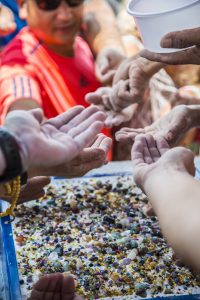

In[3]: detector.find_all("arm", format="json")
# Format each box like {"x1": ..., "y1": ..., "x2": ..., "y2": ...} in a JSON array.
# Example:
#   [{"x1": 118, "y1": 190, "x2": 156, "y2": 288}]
[
  {"x1": 132, "y1": 134, "x2": 200, "y2": 271},
  {"x1": 83, "y1": 0, "x2": 126, "y2": 85},
  {"x1": 145, "y1": 166, "x2": 200, "y2": 271},
  {"x1": 0, "y1": 74, "x2": 42, "y2": 122},
  {"x1": 8, "y1": 98, "x2": 40, "y2": 112},
  {"x1": 83, "y1": 0, "x2": 125, "y2": 54}
]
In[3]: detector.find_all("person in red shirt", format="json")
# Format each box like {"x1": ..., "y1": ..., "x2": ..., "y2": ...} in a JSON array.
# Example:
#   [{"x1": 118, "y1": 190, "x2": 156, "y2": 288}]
[
  {"x1": 0, "y1": 0, "x2": 100, "y2": 120},
  {"x1": 0, "y1": 0, "x2": 128, "y2": 160}
]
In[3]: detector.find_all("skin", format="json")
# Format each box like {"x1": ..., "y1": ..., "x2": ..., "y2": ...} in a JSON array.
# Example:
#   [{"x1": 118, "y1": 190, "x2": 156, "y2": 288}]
[
  {"x1": 132, "y1": 133, "x2": 200, "y2": 272},
  {"x1": 0, "y1": 106, "x2": 107, "y2": 176},
  {"x1": 116, "y1": 104, "x2": 200, "y2": 146},
  {"x1": 28, "y1": 273, "x2": 82, "y2": 300},
  {"x1": 0, "y1": 4, "x2": 16, "y2": 36},
  {"x1": 86, "y1": 86, "x2": 135, "y2": 127},
  {"x1": 86, "y1": 56, "x2": 164, "y2": 112},
  {"x1": 0, "y1": 176, "x2": 50, "y2": 204},
  {"x1": 141, "y1": 27, "x2": 200, "y2": 65},
  {"x1": 82, "y1": 0, "x2": 126, "y2": 85},
  {"x1": 20, "y1": 0, "x2": 84, "y2": 57},
  {"x1": 0, "y1": 106, "x2": 111, "y2": 204}
]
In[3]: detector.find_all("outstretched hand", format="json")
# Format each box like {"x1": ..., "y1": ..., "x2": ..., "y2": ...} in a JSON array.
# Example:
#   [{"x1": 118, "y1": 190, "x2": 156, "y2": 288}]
[
  {"x1": 0, "y1": 4, "x2": 16, "y2": 36},
  {"x1": 0, "y1": 177, "x2": 50, "y2": 204},
  {"x1": 30, "y1": 133, "x2": 112, "y2": 178},
  {"x1": 141, "y1": 27, "x2": 200, "y2": 65},
  {"x1": 86, "y1": 87, "x2": 135, "y2": 127},
  {"x1": 4, "y1": 106, "x2": 106, "y2": 172},
  {"x1": 132, "y1": 134, "x2": 195, "y2": 191},
  {"x1": 95, "y1": 48, "x2": 125, "y2": 85},
  {"x1": 116, "y1": 105, "x2": 193, "y2": 146}
]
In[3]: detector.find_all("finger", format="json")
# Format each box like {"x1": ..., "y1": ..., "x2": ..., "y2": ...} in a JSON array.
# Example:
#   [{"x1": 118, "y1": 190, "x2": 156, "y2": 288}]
[
  {"x1": 117, "y1": 80, "x2": 136, "y2": 104},
  {"x1": 109, "y1": 81, "x2": 128, "y2": 112},
  {"x1": 141, "y1": 48, "x2": 196, "y2": 65},
  {"x1": 115, "y1": 132, "x2": 135, "y2": 143},
  {"x1": 21, "y1": 176, "x2": 50, "y2": 189},
  {"x1": 61, "y1": 107, "x2": 104, "y2": 132},
  {"x1": 91, "y1": 134, "x2": 107, "y2": 148},
  {"x1": 86, "y1": 87, "x2": 113, "y2": 105},
  {"x1": 30, "y1": 108, "x2": 44, "y2": 124},
  {"x1": 105, "y1": 114, "x2": 115, "y2": 128},
  {"x1": 145, "y1": 134, "x2": 161, "y2": 162},
  {"x1": 155, "y1": 136, "x2": 170, "y2": 156},
  {"x1": 161, "y1": 28, "x2": 200, "y2": 49},
  {"x1": 98, "y1": 70, "x2": 116, "y2": 85},
  {"x1": 85, "y1": 93, "x2": 103, "y2": 105},
  {"x1": 18, "y1": 190, "x2": 45, "y2": 204},
  {"x1": 110, "y1": 115, "x2": 124, "y2": 127},
  {"x1": 74, "y1": 121, "x2": 104, "y2": 150},
  {"x1": 97, "y1": 55, "x2": 110, "y2": 74},
  {"x1": 67, "y1": 111, "x2": 105, "y2": 137},
  {"x1": 97, "y1": 136, "x2": 112, "y2": 155},
  {"x1": 44, "y1": 106, "x2": 84, "y2": 129},
  {"x1": 131, "y1": 135, "x2": 146, "y2": 166},
  {"x1": 74, "y1": 148, "x2": 105, "y2": 165},
  {"x1": 102, "y1": 95, "x2": 115, "y2": 111},
  {"x1": 135, "y1": 134, "x2": 154, "y2": 164}
]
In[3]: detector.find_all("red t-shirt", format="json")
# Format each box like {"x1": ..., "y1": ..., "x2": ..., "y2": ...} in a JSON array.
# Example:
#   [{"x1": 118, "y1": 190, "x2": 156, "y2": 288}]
[{"x1": 0, "y1": 27, "x2": 101, "y2": 121}]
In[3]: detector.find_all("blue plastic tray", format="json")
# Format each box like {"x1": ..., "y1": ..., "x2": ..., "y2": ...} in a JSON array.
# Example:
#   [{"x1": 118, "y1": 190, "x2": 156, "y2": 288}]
[{"x1": 1, "y1": 160, "x2": 200, "y2": 300}]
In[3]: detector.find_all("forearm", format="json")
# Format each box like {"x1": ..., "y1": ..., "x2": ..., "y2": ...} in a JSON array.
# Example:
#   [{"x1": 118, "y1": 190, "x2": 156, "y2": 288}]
[
  {"x1": 8, "y1": 98, "x2": 41, "y2": 112},
  {"x1": 83, "y1": 0, "x2": 125, "y2": 54},
  {"x1": 144, "y1": 168, "x2": 200, "y2": 271}
]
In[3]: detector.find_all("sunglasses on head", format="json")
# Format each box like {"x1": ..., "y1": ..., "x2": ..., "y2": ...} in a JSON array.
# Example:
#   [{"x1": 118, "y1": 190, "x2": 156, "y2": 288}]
[{"x1": 34, "y1": 0, "x2": 84, "y2": 11}]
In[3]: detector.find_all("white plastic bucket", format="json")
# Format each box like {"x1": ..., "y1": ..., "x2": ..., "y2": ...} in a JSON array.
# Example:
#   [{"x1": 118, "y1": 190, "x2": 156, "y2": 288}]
[{"x1": 127, "y1": 0, "x2": 200, "y2": 53}]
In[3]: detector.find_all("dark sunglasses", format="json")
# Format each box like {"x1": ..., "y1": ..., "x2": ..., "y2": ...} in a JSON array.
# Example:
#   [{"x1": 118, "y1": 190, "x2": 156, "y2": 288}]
[{"x1": 34, "y1": 0, "x2": 84, "y2": 11}]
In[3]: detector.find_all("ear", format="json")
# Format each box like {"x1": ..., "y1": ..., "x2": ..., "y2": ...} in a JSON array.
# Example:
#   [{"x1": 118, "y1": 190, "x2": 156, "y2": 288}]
[{"x1": 19, "y1": 1, "x2": 28, "y2": 20}]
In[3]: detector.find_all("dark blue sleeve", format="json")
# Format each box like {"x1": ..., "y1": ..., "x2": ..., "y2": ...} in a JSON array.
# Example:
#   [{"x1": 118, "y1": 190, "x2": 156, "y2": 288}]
[{"x1": 0, "y1": 0, "x2": 27, "y2": 46}]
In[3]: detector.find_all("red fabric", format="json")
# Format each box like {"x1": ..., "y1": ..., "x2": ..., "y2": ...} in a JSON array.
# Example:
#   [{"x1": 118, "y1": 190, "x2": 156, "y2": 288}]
[
  {"x1": 0, "y1": 27, "x2": 112, "y2": 159},
  {"x1": 0, "y1": 27, "x2": 101, "y2": 120}
]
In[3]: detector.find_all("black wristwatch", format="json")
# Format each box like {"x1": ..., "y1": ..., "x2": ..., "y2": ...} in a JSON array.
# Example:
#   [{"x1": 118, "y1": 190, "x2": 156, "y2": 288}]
[{"x1": 0, "y1": 128, "x2": 24, "y2": 183}]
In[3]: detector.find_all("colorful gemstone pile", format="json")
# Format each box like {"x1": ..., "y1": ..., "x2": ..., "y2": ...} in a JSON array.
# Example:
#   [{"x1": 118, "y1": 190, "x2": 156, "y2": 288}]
[{"x1": 13, "y1": 177, "x2": 200, "y2": 299}]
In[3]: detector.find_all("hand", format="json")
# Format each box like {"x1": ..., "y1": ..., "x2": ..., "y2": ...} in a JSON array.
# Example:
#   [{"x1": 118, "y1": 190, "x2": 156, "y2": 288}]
[
  {"x1": 132, "y1": 134, "x2": 195, "y2": 191},
  {"x1": 116, "y1": 105, "x2": 193, "y2": 146},
  {"x1": 111, "y1": 57, "x2": 153, "y2": 110},
  {"x1": 94, "y1": 56, "x2": 163, "y2": 112},
  {"x1": 0, "y1": 5, "x2": 16, "y2": 36},
  {"x1": 29, "y1": 134, "x2": 112, "y2": 178},
  {"x1": 0, "y1": 177, "x2": 50, "y2": 204},
  {"x1": 141, "y1": 27, "x2": 200, "y2": 65},
  {"x1": 4, "y1": 106, "x2": 105, "y2": 172},
  {"x1": 86, "y1": 87, "x2": 135, "y2": 127},
  {"x1": 28, "y1": 273, "x2": 83, "y2": 300},
  {"x1": 95, "y1": 48, "x2": 125, "y2": 85}
]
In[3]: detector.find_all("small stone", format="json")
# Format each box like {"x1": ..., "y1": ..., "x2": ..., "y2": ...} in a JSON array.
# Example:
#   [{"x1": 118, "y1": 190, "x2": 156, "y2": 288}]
[
  {"x1": 70, "y1": 199, "x2": 78, "y2": 209},
  {"x1": 76, "y1": 259, "x2": 83, "y2": 269},
  {"x1": 127, "y1": 249, "x2": 138, "y2": 260},
  {"x1": 111, "y1": 272, "x2": 120, "y2": 282}
]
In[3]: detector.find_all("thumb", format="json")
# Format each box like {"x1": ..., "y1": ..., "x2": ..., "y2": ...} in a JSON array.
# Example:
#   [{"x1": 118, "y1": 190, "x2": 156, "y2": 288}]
[
  {"x1": 98, "y1": 55, "x2": 110, "y2": 74},
  {"x1": 161, "y1": 28, "x2": 200, "y2": 49},
  {"x1": 30, "y1": 108, "x2": 44, "y2": 124},
  {"x1": 85, "y1": 92, "x2": 103, "y2": 105}
]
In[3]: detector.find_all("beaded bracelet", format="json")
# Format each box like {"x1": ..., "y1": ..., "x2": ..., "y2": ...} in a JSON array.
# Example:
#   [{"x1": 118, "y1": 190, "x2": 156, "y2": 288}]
[{"x1": 0, "y1": 176, "x2": 21, "y2": 218}]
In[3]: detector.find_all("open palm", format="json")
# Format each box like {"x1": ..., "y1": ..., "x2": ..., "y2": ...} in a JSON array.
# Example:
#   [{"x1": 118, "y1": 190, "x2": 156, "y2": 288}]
[
  {"x1": 116, "y1": 105, "x2": 192, "y2": 146},
  {"x1": 4, "y1": 106, "x2": 105, "y2": 171}
]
